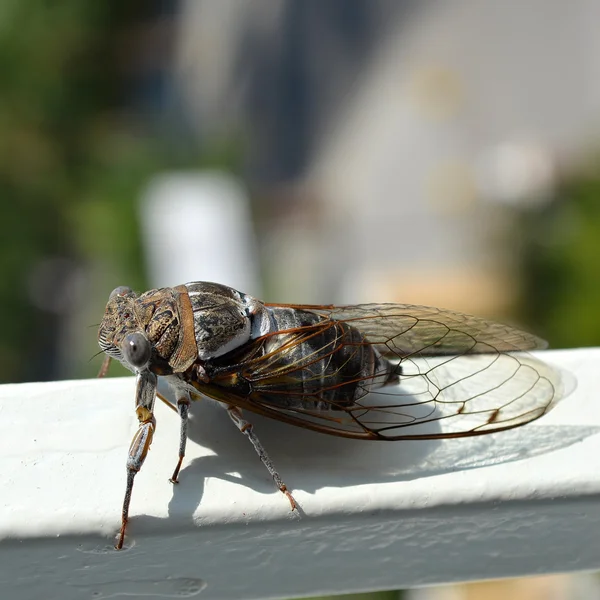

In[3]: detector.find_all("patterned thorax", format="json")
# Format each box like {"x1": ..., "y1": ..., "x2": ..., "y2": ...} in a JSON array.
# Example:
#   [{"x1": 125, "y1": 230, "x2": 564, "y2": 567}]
[{"x1": 185, "y1": 282, "x2": 272, "y2": 360}]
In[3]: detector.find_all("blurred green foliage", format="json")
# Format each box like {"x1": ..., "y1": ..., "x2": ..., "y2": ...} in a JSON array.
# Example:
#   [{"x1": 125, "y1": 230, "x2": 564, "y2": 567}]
[
  {"x1": 0, "y1": 2, "x2": 145, "y2": 381},
  {"x1": 519, "y1": 161, "x2": 600, "y2": 348},
  {"x1": 0, "y1": 1, "x2": 240, "y2": 382}
]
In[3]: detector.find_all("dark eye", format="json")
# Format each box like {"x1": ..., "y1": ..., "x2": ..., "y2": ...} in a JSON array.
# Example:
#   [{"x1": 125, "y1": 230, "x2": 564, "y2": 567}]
[
  {"x1": 121, "y1": 332, "x2": 151, "y2": 369},
  {"x1": 109, "y1": 286, "x2": 133, "y2": 300}
]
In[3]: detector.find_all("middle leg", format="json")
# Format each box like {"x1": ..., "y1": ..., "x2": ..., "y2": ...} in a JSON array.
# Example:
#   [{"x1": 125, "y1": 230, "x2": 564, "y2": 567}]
[{"x1": 169, "y1": 393, "x2": 191, "y2": 484}]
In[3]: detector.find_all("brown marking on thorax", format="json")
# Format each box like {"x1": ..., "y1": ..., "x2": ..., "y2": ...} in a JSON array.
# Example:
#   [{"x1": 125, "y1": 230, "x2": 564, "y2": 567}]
[
  {"x1": 171, "y1": 285, "x2": 199, "y2": 372},
  {"x1": 134, "y1": 287, "x2": 198, "y2": 373}
]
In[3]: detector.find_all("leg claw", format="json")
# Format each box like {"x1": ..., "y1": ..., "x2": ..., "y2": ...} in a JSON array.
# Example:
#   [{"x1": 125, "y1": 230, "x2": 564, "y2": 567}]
[{"x1": 282, "y1": 487, "x2": 298, "y2": 511}]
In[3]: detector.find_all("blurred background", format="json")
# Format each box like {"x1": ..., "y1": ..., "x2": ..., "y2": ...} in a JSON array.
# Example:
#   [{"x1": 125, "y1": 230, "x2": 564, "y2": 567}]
[{"x1": 1, "y1": 0, "x2": 600, "y2": 598}]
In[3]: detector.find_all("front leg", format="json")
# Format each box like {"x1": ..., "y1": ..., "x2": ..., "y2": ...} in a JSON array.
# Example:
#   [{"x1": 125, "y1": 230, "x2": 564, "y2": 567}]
[
  {"x1": 97, "y1": 355, "x2": 112, "y2": 378},
  {"x1": 116, "y1": 370, "x2": 157, "y2": 550}
]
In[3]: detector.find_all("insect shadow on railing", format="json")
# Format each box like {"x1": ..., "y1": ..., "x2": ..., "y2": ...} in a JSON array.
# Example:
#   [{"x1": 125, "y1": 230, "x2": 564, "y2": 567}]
[{"x1": 165, "y1": 381, "x2": 594, "y2": 527}]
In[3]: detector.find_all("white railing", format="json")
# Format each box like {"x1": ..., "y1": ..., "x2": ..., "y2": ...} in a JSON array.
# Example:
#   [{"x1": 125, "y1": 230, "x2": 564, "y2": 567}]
[{"x1": 1, "y1": 347, "x2": 599, "y2": 599}]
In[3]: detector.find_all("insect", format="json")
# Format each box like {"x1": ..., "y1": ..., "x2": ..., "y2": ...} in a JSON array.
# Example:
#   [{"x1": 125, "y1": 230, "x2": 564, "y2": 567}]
[{"x1": 98, "y1": 281, "x2": 565, "y2": 549}]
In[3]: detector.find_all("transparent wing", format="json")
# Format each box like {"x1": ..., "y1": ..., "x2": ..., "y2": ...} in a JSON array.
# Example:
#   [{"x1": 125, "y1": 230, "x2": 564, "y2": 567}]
[
  {"x1": 197, "y1": 304, "x2": 568, "y2": 441},
  {"x1": 334, "y1": 351, "x2": 562, "y2": 439},
  {"x1": 273, "y1": 303, "x2": 548, "y2": 357}
]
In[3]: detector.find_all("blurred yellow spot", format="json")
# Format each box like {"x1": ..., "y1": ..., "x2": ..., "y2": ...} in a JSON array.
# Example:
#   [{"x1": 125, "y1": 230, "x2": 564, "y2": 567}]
[
  {"x1": 427, "y1": 161, "x2": 478, "y2": 213},
  {"x1": 359, "y1": 267, "x2": 518, "y2": 318},
  {"x1": 409, "y1": 65, "x2": 464, "y2": 119}
]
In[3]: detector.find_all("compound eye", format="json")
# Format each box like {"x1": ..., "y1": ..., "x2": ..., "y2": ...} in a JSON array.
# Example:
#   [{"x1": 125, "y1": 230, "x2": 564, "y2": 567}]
[
  {"x1": 109, "y1": 286, "x2": 133, "y2": 300},
  {"x1": 121, "y1": 332, "x2": 151, "y2": 369}
]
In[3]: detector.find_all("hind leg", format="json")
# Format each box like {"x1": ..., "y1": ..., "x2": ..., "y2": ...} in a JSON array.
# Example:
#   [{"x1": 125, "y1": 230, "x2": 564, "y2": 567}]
[{"x1": 224, "y1": 404, "x2": 297, "y2": 510}]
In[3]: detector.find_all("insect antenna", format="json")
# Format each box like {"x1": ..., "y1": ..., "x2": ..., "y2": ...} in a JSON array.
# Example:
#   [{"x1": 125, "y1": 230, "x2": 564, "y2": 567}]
[
  {"x1": 89, "y1": 350, "x2": 113, "y2": 378},
  {"x1": 88, "y1": 349, "x2": 105, "y2": 363}
]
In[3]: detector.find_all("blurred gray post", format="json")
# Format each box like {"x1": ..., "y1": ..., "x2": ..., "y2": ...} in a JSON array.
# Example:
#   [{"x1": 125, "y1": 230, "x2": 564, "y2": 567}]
[{"x1": 139, "y1": 171, "x2": 262, "y2": 295}]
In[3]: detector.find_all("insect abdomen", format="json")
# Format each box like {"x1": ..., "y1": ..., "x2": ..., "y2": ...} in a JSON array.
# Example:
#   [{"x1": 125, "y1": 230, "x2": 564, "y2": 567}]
[{"x1": 257, "y1": 308, "x2": 392, "y2": 409}]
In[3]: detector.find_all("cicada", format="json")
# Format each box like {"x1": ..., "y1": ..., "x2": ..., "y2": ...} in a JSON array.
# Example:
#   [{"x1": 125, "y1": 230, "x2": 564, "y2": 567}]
[{"x1": 97, "y1": 281, "x2": 565, "y2": 549}]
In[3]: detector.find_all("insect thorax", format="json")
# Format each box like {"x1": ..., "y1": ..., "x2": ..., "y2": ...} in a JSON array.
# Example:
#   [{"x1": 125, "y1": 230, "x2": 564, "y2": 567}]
[{"x1": 187, "y1": 283, "x2": 271, "y2": 356}]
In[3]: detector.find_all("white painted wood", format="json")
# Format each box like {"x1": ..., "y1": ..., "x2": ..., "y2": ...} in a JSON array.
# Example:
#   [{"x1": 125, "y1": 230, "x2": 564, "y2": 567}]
[{"x1": 1, "y1": 348, "x2": 599, "y2": 599}]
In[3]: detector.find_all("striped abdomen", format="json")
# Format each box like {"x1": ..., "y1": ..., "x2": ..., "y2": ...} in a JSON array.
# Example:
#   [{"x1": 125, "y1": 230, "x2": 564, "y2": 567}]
[{"x1": 248, "y1": 307, "x2": 392, "y2": 409}]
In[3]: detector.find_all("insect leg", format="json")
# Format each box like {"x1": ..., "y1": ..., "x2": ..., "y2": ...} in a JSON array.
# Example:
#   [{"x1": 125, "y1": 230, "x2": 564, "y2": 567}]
[
  {"x1": 224, "y1": 404, "x2": 297, "y2": 511},
  {"x1": 116, "y1": 370, "x2": 157, "y2": 550},
  {"x1": 156, "y1": 391, "x2": 178, "y2": 414},
  {"x1": 97, "y1": 355, "x2": 111, "y2": 378},
  {"x1": 169, "y1": 394, "x2": 191, "y2": 484}
]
